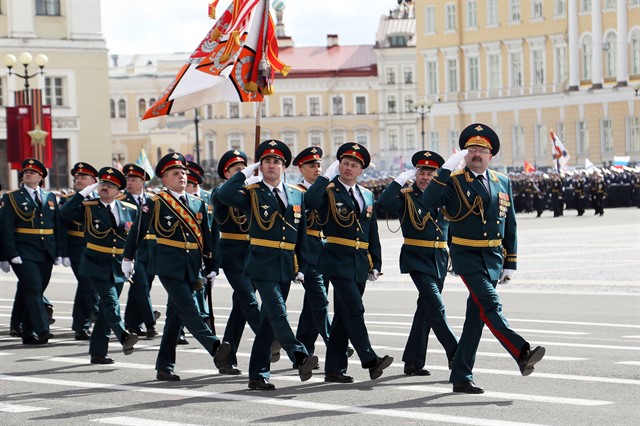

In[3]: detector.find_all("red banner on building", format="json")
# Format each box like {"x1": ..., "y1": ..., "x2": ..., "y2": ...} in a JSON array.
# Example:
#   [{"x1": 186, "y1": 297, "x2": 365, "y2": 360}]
[{"x1": 6, "y1": 105, "x2": 33, "y2": 169}]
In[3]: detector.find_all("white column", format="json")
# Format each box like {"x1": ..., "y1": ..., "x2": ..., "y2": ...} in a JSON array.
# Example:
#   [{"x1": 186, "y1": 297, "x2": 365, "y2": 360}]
[
  {"x1": 616, "y1": 0, "x2": 628, "y2": 86},
  {"x1": 591, "y1": 0, "x2": 603, "y2": 89},
  {"x1": 568, "y1": 0, "x2": 580, "y2": 90},
  {"x1": 7, "y1": 0, "x2": 36, "y2": 38},
  {"x1": 67, "y1": 0, "x2": 103, "y2": 40}
]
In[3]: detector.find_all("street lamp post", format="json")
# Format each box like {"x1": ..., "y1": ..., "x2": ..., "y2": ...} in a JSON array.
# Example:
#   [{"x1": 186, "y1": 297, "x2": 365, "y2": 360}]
[
  {"x1": 4, "y1": 52, "x2": 48, "y2": 104},
  {"x1": 414, "y1": 99, "x2": 433, "y2": 151}
]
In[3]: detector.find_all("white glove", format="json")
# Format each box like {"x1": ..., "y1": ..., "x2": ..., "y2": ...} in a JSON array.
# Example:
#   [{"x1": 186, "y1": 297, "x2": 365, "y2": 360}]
[
  {"x1": 324, "y1": 160, "x2": 340, "y2": 181},
  {"x1": 367, "y1": 269, "x2": 380, "y2": 282},
  {"x1": 0, "y1": 261, "x2": 10, "y2": 273},
  {"x1": 206, "y1": 271, "x2": 217, "y2": 283},
  {"x1": 61, "y1": 257, "x2": 72, "y2": 267},
  {"x1": 498, "y1": 269, "x2": 515, "y2": 285},
  {"x1": 294, "y1": 272, "x2": 304, "y2": 284},
  {"x1": 394, "y1": 169, "x2": 416, "y2": 186},
  {"x1": 442, "y1": 149, "x2": 468, "y2": 171},
  {"x1": 10, "y1": 256, "x2": 23, "y2": 265},
  {"x1": 54, "y1": 257, "x2": 62, "y2": 266},
  {"x1": 121, "y1": 259, "x2": 135, "y2": 278},
  {"x1": 245, "y1": 173, "x2": 262, "y2": 185},
  {"x1": 80, "y1": 182, "x2": 100, "y2": 198},
  {"x1": 241, "y1": 162, "x2": 261, "y2": 179}
]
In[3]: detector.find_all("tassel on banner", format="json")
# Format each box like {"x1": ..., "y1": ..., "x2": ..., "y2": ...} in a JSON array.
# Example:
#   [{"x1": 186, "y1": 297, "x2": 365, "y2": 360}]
[
  {"x1": 208, "y1": 0, "x2": 220, "y2": 19},
  {"x1": 220, "y1": 31, "x2": 241, "y2": 62}
]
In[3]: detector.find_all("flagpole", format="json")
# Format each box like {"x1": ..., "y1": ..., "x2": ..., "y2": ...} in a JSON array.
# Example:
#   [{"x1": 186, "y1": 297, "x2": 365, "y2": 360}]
[{"x1": 254, "y1": 101, "x2": 262, "y2": 173}]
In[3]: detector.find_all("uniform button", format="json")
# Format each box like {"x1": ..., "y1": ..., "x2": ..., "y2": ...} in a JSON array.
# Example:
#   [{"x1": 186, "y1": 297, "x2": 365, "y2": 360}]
[
  {"x1": 483, "y1": 220, "x2": 486, "y2": 224},
  {"x1": 496, "y1": 220, "x2": 500, "y2": 224},
  {"x1": 186, "y1": 233, "x2": 190, "y2": 236},
  {"x1": 282, "y1": 227, "x2": 286, "y2": 230},
  {"x1": 497, "y1": 233, "x2": 501, "y2": 237},
  {"x1": 356, "y1": 228, "x2": 360, "y2": 232},
  {"x1": 436, "y1": 237, "x2": 440, "y2": 240},
  {"x1": 186, "y1": 250, "x2": 190, "y2": 253},
  {"x1": 282, "y1": 236, "x2": 286, "y2": 240},
  {"x1": 483, "y1": 232, "x2": 487, "y2": 237}
]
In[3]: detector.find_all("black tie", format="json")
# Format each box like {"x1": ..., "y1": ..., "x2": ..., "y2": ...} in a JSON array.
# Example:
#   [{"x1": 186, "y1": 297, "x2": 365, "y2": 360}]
[
  {"x1": 179, "y1": 195, "x2": 187, "y2": 206},
  {"x1": 273, "y1": 188, "x2": 286, "y2": 213},
  {"x1": 107, "y1": 205, "x2": 117, "y2": 228},
  {"x1": 34, "y1": 191, "x2": 42, "y2": 209},
  {"x1": 478, "y1": 175, "x2": 490, "y2": 195},
  {"x1": 137, "y1": 196, "x2": 143, "y2": 207},
  {"x1": 349, "y1": 188, "x2": 360, "y2": 217}
]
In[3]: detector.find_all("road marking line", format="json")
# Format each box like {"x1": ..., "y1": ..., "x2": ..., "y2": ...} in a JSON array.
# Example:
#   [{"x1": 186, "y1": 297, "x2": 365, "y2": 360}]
[
  {"x1": 621, "y1": 335, "x2": 640, "y2": 339},
  {"x1": 616, "y1": 361, "x2": 640, "y2": 366},
  {"x1": 0, "y1": 402, "x2": 49, "y2": 413},
  {"x1": 91, "y1": 416, "x2": 202, "y2": 426},
  {"x1": 370, "y1": 346, "x2": 586, "y2": 361},
  {"x1": 0, "y1": 375, "x2": 544, "y2": 426}
]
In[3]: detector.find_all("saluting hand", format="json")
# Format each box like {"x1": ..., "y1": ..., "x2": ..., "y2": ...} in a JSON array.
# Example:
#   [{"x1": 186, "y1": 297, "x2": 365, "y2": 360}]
[
  {"x1": 442, "y1": 149, "x2": 468, "y2": 171},
  {"x1": 394, "y1": 169, "x2": 416, "y2": 186},
  {"x1": 241, "y1": 162, "x2": 261, "y2": 179},
  {"x1": 324, "y1": 160, "x2": 340, "y2": 181}
]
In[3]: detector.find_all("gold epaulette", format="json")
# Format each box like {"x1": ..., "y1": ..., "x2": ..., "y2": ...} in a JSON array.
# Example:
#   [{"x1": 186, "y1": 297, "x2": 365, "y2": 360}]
[
  {"x1": 400, "y1": 187, "x2": 414, "y2": 194},
  {"x1": 61, "y1": 192, "x2": 76, "y2": 199},
  {"x1": 116, "y1": 193, "x2": 127, "y2": 201},
  {"x1": 83, "y1": 200, "x2": 99, "y2": 206},
  {"x1": 7, "y1": 189, "x2": 20, "y2": 194},
  {"x1": 121, "y1": 201, "x2": 138, "y2": 210},
  {"x1": 326, "y1": 182, "x2": 335, "y2": 189},
  {"x1": 451, "y1": 170, "x2": 464, "y2": 177},
  {"x1": 286, "y1": 183, "x2": 304, "y2": 192},
  {"x1": 490, "y1": 170, "x2": 507, "y2": 179},
  {"x1": 150, "y1": 195, "x2": 160, "y2": 201},
  {"x1": 245, "y1": 183, "x2": 260, "y2": 190}
]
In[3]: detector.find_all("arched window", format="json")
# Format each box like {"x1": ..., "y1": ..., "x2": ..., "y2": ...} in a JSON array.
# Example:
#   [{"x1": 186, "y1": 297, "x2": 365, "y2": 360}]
[
  {"x1": 110, "y1": 99, "x2": 116, "y2": 118},
  {"x1": 630, "y1": 29, "x2": 640, "y2": 76},
  {"x1": 604, "y1": 32, "x2": 617, "y2": 78},
  {"x1": 138, "y1": 98, "x2": 147, "y2": 117},
  {"x1": 580, "y1": 34, "x2": 592, "y2": 80},
  {"x1": 118, "y1": 99, "x2": 127, "y2": 118}
]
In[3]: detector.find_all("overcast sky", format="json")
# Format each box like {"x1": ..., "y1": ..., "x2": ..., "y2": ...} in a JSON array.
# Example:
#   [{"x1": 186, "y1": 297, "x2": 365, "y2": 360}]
[{"x1": 101, "y1": 0, "x2": 395, "y2": 54}]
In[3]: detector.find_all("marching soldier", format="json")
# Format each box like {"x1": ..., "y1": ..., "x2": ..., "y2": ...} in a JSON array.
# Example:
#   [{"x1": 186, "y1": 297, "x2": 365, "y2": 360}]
[
  {"x1": 306, "y1": 143, "x2": 394, "y2": 383},
  {"x1": 1, "y1": 159, "x2": 62, "y2": 344},
  {"x1": 549, "y1": 174, "x2": 564, "y2": 217},
  {"x1": 574, "y1": 174, "x2": 587, "y2": 216},
  {"x1": 291, "y1": 146, "x2": 331, "y2": 360},
  {"x1": 59, "y1": 167, "x2": 140, "y2": 363},
  {"x1": 58, "y1": 162, "x2": 100, "y2": 340},
  {"x1": 211, "y1": 149, "x2": 261, "y2": 375},
  {"x1": 378, "y1": 150, "x2": 458, "y2": 376},
  {"x1": 121, "y1": 163, "x2": 159, "y2": 339},
  {"x1": 422, "y1": 123, "x2": 545, "y2": 394},
  {"x1": 591, "y1": 173, "x2": 607, "y2": 216},
  {"x1": 122, "y1": 153, "x2": 230, "y2": 381},
  {"x1": 217, "y1": 140, "x2": 318, "y2": 390}
]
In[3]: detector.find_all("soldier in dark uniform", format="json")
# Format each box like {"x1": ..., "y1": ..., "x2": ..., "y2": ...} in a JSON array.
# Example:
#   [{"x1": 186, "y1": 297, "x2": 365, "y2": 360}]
[
  {"x1": 1, "y1": 159, "x2": 63, "y2": 344},
  {"x1": 59, "y1": 167, "x2": 140, "y2": 363},
  {"x1": 211, "y1": 149, "x2": 261, "y2": 375},
  {"x1": 591, "y1": 173, "x2": 607, "y2": 216},
  {"x1": 217, "y1": 140, "x2": 318, "y2": 391},
  {"x1": 58, "y1": 162, "x2": 100, "y2": 341},
  {"x1": 123, "y1": 153, "x2": 230, "y2": 381},
  {"x1": 121, "y1": 163, "x2": 159, "y2": 339},
  {"x1": 423, "y1": 123, "x2": 546, "y2": 394},
  {"x1": 574, "y1": 174, "x2": 587, "y2": 216},
  {"x1": 291, "y1": 146, "x2": 332, "y2": 362},
  {"x1": 378, "y1": 150, "x2": 458, "y2": 376},
  {"x1": 549, "y1": 174, "x2": 564, "y2": 217},
  {"x1": 306, "y1": 143, "x2": 394, "y2": 384}
]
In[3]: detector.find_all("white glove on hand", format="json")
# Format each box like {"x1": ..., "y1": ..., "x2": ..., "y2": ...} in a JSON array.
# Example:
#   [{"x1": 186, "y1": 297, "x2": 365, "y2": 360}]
[
  {"x1": 394, "y1": 169, "x2": 416, "y2": 186},
  {"x1": 324, "y1": 160, "x2": 340, "y2": 181},
  {"x1": 80, "y1": 182, "x2": 100, "y2": 198},
  {"x1": 61, "y1": 257, "x2": 72, "y2": 268},
  {"x1": 498, "y1": 269, "x2": 515, "y2": 285},
  {"x1": 245, "y1": 173, "x2": 262, "y2": 185},
  {"x1": 0, "y1": 261, "x2": 10, "y2": 273},
  {"x1": 10, "y1": 256, "x2": 23, "y2": 265},
  {"x1": 121, "y1": 259, "x2": 135, "y2": 278},
  {"x1": 206, "y1": 271, "x2": 217, "y2": 284},
  {"x1": 367, "y1": 269, "x2": 380, "y2": 282},
  {"x1": 241, "y1": 162, "x2": 261, "y2": 179},
  {"x1": 54, "y1": 257, "x2": 62, "y2": 266},
  {"x1": 442, "y1": 149, "x2": 469, "y2": 171},
  {"x1": 294, "y1": 272, "x2": 304, "y2": 284}
]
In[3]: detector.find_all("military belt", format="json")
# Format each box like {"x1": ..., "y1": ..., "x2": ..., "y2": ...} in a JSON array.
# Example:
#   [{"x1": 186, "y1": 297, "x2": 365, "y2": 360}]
[
  {"x1": 220, "y1": 232, "x2": 250, "y2": 241},
  {"x1": 15, "y1": 227, "x2": 54, "y2": 235},
  {"x1": 143, "y1": 234, "x2": 157, "y2": 240},
  {"x1": 86, "y1": 242, "x2": 124, "y2": 255},
  {"x1": 325, "y1": 236, "x2": 369, "y2": 250},
  {"x1": 403, "y1": 238, "x2": 448, "y2": 249},
  {"x1": 250, "y1": 238, "x2": 295, "y2": 251},
  {"x1": 67, "y1": 230, "x2": 84, "y2": 238},
  {"x1": 451, "y1": 236, "x2": 502, "y2": 248},
  {"x1": 157, "y1": 237, "x2": 199, "y2": 250},
  {"x1": 306, "y1": 229, "x2": 323, "y2": 238}
]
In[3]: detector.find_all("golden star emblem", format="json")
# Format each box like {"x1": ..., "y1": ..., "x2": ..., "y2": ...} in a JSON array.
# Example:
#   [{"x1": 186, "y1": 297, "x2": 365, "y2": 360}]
[
  {"x1": 28, "y1": 125, "x2": 48, "y2": 146},
  {"x1": 233, "y1": 150, "x2": 240, "y2": 155},
  {"x1": 172, "y1": 153, "x2": 180, "y2": 159},
  {"x1": 351, "y1": 144, "x2": 360, "y2": 150},
  {"x1": 78, "y1": 163, "x2": 84, "y2": 168},
  {"x1": 268, "y1": 140, "x2": 277, "y2": 146},
  {"x1": 424, "y1": 152, "x2": 431, "y2": 157},
  {"x1": 310, "y1": 148, "x2": 318, "y2": 153},
  {"x1": 106, "y1": 168, "x2": 114, "y2": 174},
  {"x1": 475, "y1": 125, "x2": 484, "y2": 132},
  {"x1": 28, "y1": 159, "x2": 35, "y2": 164}
]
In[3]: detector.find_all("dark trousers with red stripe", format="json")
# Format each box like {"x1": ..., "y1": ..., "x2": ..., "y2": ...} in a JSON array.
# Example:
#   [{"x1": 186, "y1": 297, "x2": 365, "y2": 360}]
[{"x1": 449, "y1": 272, "x2": 528, "y2": 384}]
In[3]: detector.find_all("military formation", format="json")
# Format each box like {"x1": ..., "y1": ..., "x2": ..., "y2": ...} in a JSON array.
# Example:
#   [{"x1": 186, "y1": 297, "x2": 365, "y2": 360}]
[{"x1": 4, "y1": 122, "x2": 586, "y2": 394}]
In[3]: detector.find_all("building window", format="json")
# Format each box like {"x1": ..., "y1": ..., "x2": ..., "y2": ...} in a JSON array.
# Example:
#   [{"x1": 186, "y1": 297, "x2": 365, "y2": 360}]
[
  {"x1": 389, "y1": 35, "x2": 409, "y2": 47},
  {"x1": 468, "y1": 56, "x2": 480, "y2": 91},
  {"x1": 282, "y1": 131, "x2": 296, "y2": 153},
  {"x1": 604, "y1": 0, "x2": 615, "y2": 9},
  {"x1": 228, "y1": 102, "x2": 239, "y2": 118},
  {"x1": 446, "y1": 58, "x2": 458, "y2": 93},
  {"x1": 118, "y1": 99, "x2": 126, "y2": 118},
  {"x1": 425, "y1": 5, "x2": 436, "y2": 33},
  {"x1": 531, "y1": 0, "x2": 543, "y2": 20},
  {"x1": 445, "y1": 4, "x2": 456, "y2": 31},
  {"x1": 488, "y1": 54, "x2": 501, "y2": 90},
  {"x1": 332, "y1": 96, "x2": 344, "y2": 115},
  {"x1": 404, "y1": 96, "x2": 414, "y2": 112},
  {"x1": 387, "y1": 95, "x2": 397, "y2": 113},
  {"x1": 577, "y1": 121, "x2": 589, "y2": 154},
  {"x1": 309, "y1": 131, "x2": 323, "y2": 147},
  {"x1": 386, "y1": 68, "x2": 396, "y2": 84},
  {"x1": 581, "y1": 35, "x2": 593, "y2": 80},
  {"x1": 580, "y1": 0, "x2": 591, "y2": 12},
  {"x1": 403, "y1": 67, "x2": 414, "y2": 84},
  {"x1": 356, "y1": 131, "x2": 369, "y2": 147},
  {"x1": 428, "y1": 130, "x2": 439, "y2": 152},
  {"x1": 206, "y1": 105, "x2": 213, "y2": 119},
  {"x1": 309, "y1": 96, "x2": 320, "y2": 116},
  {"x1": 282, "y1": 97, "x2": 294, "y2": 117},
  {"x1": 534, "y1": 124, "x2": 548, "y2": 157},
  {"x1": 388, "y1": 128, "x2": 398, "y2": 150},
  {"x1": 448, "y1": 130, "x2": 459, "y2": 154},
  {"x1": 44, "y1": 77, "x2": 64, "y2": 106},
  {"x1": 554, "y1": 46, "x2": 567, "y2": 84},
  {"x1": 554, "y1": 0, "x2": 566, "y2": 16},
  {"x1": 138, "y1": 99, "x2": 146, "y2": 118},
  {"x1": 601, "y1": 119, "x2": 614, "y2": 153},
  {"x1": 487, "y1": 0, "x2": 498, "y2": 26},
  {"x1": 35, "y1": 0, "x2": 60, "y2": 16},
  {"x1": 332, "y1": 132, "x2": 346, "y2": 155},
  {"x1": 627, "y1": 116, "x2": 640, "y2": 153},
  {"x1": 110, "y1": 99, "x2": 116, "y2": 118},
  {"x1": 229, "y1": 133, "x2": 242, "y2": 150},
  {"x1": 556, "y1": 123, "x2": 566, "y2": 144},
  {"x1": 355, "y1": 96, "x2": 366, "y2": 114},
  {"x1": 604, "y1": 33, "x2": 617, "y2": 78},
  {"x1": 510, "y1": 52, "x2": 523, "y2": 87},
  {"x1": 512, "y1": 125, "x2": 524, "y2": 159},
  {"x1": 533, "y1": 50, "x2": 545, "y2": 85},
  {"x1": 466, "y1": 0, "x2": 477, "y2": 28},
  {"x1": 426, "y1": 60, "x2": 438, "y2": 95},
  {"x1": 631, "y1": 29, "x2": 640, "y2": 75},
  {"x1": 406, "y1": 128, "x2": 416, "y2": 150},
  {"x1": 509, "y1": 0, "x2": 520, "y2": 22}
]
